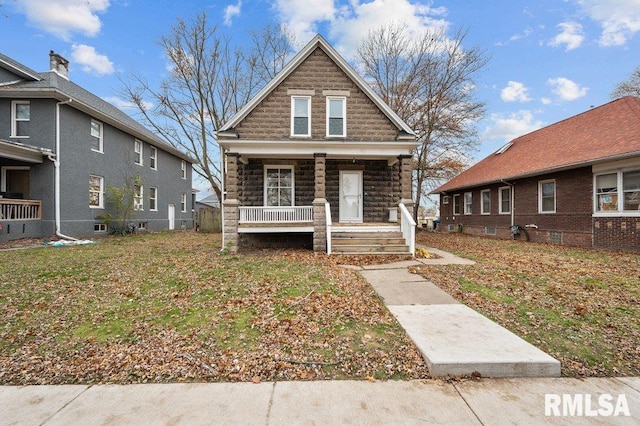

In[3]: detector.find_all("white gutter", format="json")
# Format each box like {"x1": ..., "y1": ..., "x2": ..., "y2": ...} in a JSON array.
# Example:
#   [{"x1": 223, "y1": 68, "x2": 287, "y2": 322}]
[{"x1": 54, "y1": 98, "x2": 77, "y2": 241}]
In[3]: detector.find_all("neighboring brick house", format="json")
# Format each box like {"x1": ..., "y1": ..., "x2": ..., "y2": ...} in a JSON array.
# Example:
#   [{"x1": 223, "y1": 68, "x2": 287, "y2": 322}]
[
  {"x1": 432, "y1": 96, "x2": 640, "y2": 252},
  {"x1": 0, "y1": 51, "x2": 195, "y2": 242},
  {"x1": 217, "y1": 35, "x2": 419, "y2": 254}
]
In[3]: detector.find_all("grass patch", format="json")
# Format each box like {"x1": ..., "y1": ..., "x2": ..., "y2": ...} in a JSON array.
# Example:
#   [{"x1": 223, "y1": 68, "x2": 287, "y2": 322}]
[
  {"x1": 0, "y1": 232, "x2": 428, "y2": 384},
  {"x1": 415, "y1": 231, "x2": 640, "y2": 377}
]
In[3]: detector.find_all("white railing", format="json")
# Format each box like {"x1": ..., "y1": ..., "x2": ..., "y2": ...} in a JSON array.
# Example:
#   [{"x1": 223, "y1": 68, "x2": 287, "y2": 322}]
[
  {"x1": 0, "y1": 199, "x2": 41, "y2": 221},
  {"x1": 399, "y1": 203, "x2": 416, "y2": 256},
  {"x1": 325, "y1": 202, "x2": 332, "y2": 255},
  {"x1": 239, "y1": 206, "x2": 313, "y2": 223}
]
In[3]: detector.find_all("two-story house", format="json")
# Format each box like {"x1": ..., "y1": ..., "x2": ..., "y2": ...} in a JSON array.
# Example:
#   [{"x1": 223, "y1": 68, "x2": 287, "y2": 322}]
[
  {"x1": 217, "y1": 35, "x2": 419, "y2": 255},
  {"x1": 0, "y1": 51, "x2": 195, "y2": 242}
]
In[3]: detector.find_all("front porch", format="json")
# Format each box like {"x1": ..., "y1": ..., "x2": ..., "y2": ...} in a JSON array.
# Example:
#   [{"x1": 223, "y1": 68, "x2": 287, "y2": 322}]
[{"x1": 231, "y1": 201, "x2": 416, "y2": 255}]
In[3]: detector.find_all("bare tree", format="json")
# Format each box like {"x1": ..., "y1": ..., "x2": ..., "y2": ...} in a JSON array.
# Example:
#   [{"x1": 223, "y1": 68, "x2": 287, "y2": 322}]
[
  {"x1": 357, "y1": 25, "x2": 488, "y2": 218},
  {"x1": 120, "y1": 13, "x2": 293, "y2": 199},
  {"x1": 611, "y1": 66, "x2": 640, "y2": 99}
]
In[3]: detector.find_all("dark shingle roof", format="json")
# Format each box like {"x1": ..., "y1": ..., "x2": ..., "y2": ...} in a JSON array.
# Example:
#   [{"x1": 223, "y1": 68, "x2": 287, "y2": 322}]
[
  {"x1": 0, "y1": 52, "x2": 195, "y2": 163},
  {"x1": 433, "y1": 96, "x2": 640, "y2": 193}
]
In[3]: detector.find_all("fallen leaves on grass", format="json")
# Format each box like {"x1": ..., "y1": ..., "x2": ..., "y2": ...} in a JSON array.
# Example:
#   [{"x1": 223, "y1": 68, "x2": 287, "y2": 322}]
[
  {"x1": 414, "y1": 232, "x2": 640, "y2": 378},
  {"x1": 0, "y1": 232, "x2": 429, "y2": 384}
]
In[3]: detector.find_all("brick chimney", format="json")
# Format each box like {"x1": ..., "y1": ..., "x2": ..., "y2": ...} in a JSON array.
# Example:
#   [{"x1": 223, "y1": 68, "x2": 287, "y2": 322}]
[{"x1": 49, "y1": 50, "x2": 69, "y2": 79}]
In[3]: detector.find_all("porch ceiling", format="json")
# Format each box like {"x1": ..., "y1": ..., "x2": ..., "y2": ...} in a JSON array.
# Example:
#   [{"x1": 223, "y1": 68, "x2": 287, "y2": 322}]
[
  {"x1": 220, "y1": 139, "x2": 417, "y2": 164},
  {"x1": 0, "y1": 139, "x2": 52, "y2": 163}
]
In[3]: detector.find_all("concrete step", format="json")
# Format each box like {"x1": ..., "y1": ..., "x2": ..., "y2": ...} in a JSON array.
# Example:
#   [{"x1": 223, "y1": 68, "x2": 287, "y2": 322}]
[
  {"x1": 332, "y1": 231, "x2": 404, "y2": 239},
  {"x1": 333, "y1": 244, "x2": 411, "y2": 254},
  {"x1": 333, "y1": 237, "x2": 406, "y2": 245}
]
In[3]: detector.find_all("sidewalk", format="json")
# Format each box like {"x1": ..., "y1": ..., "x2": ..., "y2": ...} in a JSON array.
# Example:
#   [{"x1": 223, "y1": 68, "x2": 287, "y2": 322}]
[
  {"x1": 2, "y1": 378, "x2": 639, "y2": 425},
  {"x1": 358, "y1": 245, "x2": 560, "y2": 378}
]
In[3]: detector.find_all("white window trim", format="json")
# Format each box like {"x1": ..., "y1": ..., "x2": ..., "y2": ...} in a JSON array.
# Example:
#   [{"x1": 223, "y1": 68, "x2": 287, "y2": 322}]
[
  {"x1": 150, "y1": 146, "x2": 157, "y2": 170},
  {"x1": 149, "y1": 186, "x2": 158, "y2": 211},
  {"x1": 453, "y1": 194, "x2": 461, "y2": 215},
  {"x1": 134, "y1": 184, "x2": 144, "y2": 211},
  {"x1": 498, "y1": 186, "x2": 511, "y2": 215},
  {"x1": 1, "y1": 166, "x2": 30, "y2": 192},
  {"x1": 538, "y1": 179, "x2": 556, "y2": 214},
  {"x1": 90, "y1": 119, "x2": 103, "y2": 153},
  {"x1": 94, "y1": 223, "x2": 107, "y2": 233},
  {"x1": 593, "y1": 169, "x2": 640, "y2": 217},
  {"x1": 326, "y1": 96, "x2": 346, "y2": 138},
  {"x1": 464, "y1": 192, "x2": 473, "y2": 215},
  {"x1": 181, "y1": 160, "x2": 187, "y2": 179},
  {"x1": 442, "y1": 195, "x2": 450, "y2": 205},
  {"x1": 134, "y1": 139, "x2": 143, "y2": 166},
  {"x1": 89, "y1": 175, "x2": 104, "y2": 209},
  {"x1": 480, "y1": 189, "x2": 491, "y2": 215},
  {"x1": 181, "y1": 193, "x2": 187, "y2": 212},
  {"x1": 264, "y1": 165, "x2": 295, "y2": 207},
  {"x1": 291, "y1": 96, "x2": 311, "y2": 137},
  {"x1": 11, "y1": 100, "x2": 30, "y2": 138}
]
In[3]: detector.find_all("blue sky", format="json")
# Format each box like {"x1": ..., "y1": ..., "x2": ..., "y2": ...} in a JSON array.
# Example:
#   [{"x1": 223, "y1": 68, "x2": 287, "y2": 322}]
[{"x1": 1, "y1": 0, "x2": 640, "y2": 196}]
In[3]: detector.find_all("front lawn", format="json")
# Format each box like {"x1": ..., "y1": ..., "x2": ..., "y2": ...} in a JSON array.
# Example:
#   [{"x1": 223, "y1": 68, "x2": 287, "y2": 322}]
[
  {"x1": 0, "y1": 232, "x2": 429, "y2": 384},
  {"x1": 415, "y1": 231, "x2": 640, "y2": 377}
]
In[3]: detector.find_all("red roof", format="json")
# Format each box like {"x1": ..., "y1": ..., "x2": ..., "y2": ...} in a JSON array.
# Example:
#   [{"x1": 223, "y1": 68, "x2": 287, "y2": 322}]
[{"x1": 433, "y1": 96, "x2": 640, "y2": 193}]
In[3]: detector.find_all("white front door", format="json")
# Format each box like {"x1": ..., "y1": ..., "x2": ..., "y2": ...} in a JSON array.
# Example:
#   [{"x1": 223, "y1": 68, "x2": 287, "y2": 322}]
[
  {"x1": 339, "y1": 170, "x2": 363, "y2": 223},
  {"x1": 168, "y1": 204, "x2": 175, "y2": 230}
]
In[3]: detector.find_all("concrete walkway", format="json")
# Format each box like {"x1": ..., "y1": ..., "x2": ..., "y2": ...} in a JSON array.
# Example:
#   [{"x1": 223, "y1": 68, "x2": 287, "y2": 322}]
[
  {"x1": 358, "y1": 246, "x2": 561, "y2": 378},
  {"x1": 2, "y1": 378, "x2": 639, "y2": 425}
]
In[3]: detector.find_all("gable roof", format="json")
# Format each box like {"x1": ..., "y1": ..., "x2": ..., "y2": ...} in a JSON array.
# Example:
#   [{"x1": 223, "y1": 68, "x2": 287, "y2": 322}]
[
  {"x1": 218, "y1": 34, "x2": 415, "y2": 137},
  {"x1": 0, "y1": 52, "x2": 195, "y2": 163},
  {"x1": 433, "y1": 96, "x2": 640, "y2": 194}
]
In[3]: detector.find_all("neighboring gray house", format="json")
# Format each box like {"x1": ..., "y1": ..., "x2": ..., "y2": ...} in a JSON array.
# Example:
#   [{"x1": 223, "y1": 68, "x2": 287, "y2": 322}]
[{"x1": 0, "y1": 51, "x2": 194, "y2": 242}]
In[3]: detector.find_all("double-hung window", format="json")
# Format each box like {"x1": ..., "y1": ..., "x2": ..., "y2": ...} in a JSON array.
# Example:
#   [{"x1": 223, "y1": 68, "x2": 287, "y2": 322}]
[
  {"x1": 539, "y1": 180, "x2": 556, "y2": 213},
  {"x1": 596, "y1": 169, "x2": 640, "y2": 213},
  {"x1": 90, "y1": 119, "x2": 103, "y2": 152},
  {"x1": 134, "y1": 184, "x2": 144, "y2": 211},
  {"x1": 464, "y1": 192, "x2": 473, "y2": 215},
  {"x1": 595, "y1": 173, "x2": 618, "y2": 212},
  {"x1": 181, "y1": 160, "x2": 187, "y2": 179},
  {"x1": 134, "y1": 140, "x2": 143, "y2": 165},
  {"x1": 291, "y1": 96, "x2": 311, "y2": 137},
  {"x1": 181, "y1": 193, "x2": 187, "y2": 212},
  {"x1": 149, "y1": 187, "x2": 158, "y2": 211},
  {"x1": 623, "y1": 170, "x2": 640, "y2": 211},
  {"x1": 89, "y1": 175, "x2": 104, "y2": 208},
  {"x1": 499, "y1": 186, "x2": 511, "y2": 214},
  {"x1": 265, "y1": 166, "x2": 294, "y2": 206},
  {"x1": 11, "y1": 101, "x2": 30, "y2": 138},
  {"x1": 150, "y1": 147, "x2": 157, "y2": 170},
  {"x1": 481, "y1": 190, "x2": 491, "y2": 214},
  {"x1": 326, "y1": 97, "x2": 346, "y2": 137},
  {"x1": 453, "y1": 194, "x2": 461, "y2": 215}
]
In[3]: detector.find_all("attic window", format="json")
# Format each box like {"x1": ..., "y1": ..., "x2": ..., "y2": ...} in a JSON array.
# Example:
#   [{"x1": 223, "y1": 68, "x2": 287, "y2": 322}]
[{"x1": 495, "y1": 142, "x2": 513, "y2": 155}]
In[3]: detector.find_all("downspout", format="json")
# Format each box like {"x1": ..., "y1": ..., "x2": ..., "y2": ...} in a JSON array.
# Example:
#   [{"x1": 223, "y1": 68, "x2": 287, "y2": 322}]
[
  {"x1": 219, "y1": 145, "x2": 226, "y2": 250},
  {"x1": 55, "y1": 98, "x2": 77, "y2": 240}
]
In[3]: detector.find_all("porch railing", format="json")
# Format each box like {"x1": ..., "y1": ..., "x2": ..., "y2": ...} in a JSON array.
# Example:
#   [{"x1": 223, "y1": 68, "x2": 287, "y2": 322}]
[
  {"x1": 399, "y1": 203, "x2": 416, "y2": 256},
  {"x1": 239, "y1": 206, "x2": 313, "y2": 223},
  {"x1": 0, "y1": 199, "x2": 42, "y2": 221}
]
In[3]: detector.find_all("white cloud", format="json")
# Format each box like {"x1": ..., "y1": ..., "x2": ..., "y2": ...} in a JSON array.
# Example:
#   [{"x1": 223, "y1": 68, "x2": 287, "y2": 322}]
[
  {"x1": 272, "y1": 0, "x2": 450, "y2": 59},
  {"x1": 574, "y1": 0, "x2": 640, "y2": 46},
  {"x1": 548, "y1": 21, "x2": 584, "y2": 50},
  {"x1": 224, "y1": 1, "x2": 242, "y2": 26},
  {"x1": 273, "y1": 0, "x2": 336, "y2": 44},
  {"x1": 15, "y1": 0, "x2": 109, "y2": 41},
  {"x1": 103, "y1": 96, "x2": 153, "y2": 112},
  {"x1": 548, "y1": 77, "x2": 588, "y2": 101},
  {"x1": 71, "y1": 44, "x2": 114, "y2": 76},
  {"x1": 501, "y1": 81, "x2": 532, "y2": 102},
  {"x1": 484, "y1": 110, "x2": 545, "y2": 142}
]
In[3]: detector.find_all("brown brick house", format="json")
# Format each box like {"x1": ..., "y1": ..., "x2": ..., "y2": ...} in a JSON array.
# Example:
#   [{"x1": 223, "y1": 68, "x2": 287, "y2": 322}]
[
  {"x1": 217, "y1": 35, "x2": 419, "y2": 254},
  {"x1": 432, "y1": 96, "x2": 640, "y2": 252}
]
